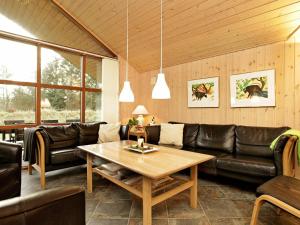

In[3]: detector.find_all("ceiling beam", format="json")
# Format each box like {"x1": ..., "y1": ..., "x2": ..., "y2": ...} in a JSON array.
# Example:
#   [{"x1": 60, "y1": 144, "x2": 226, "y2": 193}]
[
  {"x1": 286, "y1": 24, "x2": 300, "y2": 40},
  {"x1": 51, "y1": 0, "x2": 118, "y2": 58},
  {"x1": 0, "y1": 30, "x2": 115, "y2": 59}
]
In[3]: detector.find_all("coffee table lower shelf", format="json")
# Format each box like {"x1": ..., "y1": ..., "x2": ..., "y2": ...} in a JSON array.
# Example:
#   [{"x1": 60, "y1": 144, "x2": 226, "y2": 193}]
[
  {"x1": 93, "y1": 167, "x2": 194, "y2": 206},
  {"x1": 86, "y1": 153, "x2": 199, "y2": 225}
]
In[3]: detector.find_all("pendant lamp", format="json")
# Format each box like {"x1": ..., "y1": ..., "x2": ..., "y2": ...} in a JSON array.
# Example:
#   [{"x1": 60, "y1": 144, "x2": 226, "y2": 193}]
[
  {"x1": 119, "y1": 0, "x2": 134, "y2": 102},
  {"x1": 152, "y1": 0, "x2": 170, "y2": 99}
]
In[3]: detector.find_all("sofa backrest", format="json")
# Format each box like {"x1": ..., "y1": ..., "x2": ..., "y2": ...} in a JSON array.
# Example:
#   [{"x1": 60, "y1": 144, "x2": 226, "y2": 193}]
[
  {"x1": 40, "y1": 124, "x2": 79, "y2": 149},
  {"x1": 168, "y1": 122, "x2": 200, "y2": 148},
  {"x1": 196, "y1": 124, "x2": 236, "y2": 153},
  {"x1": 74, "y1": 122, "x2": 107, "y2": 145},
  {"x1": 119, "y1": 125, "x2": 129, "y2": 140},
  {"x1": 145, "y1": 125, "x2": 161, "y2": 144},
  {"x1": 41, "y1": 122, "x2": 128, "y2": 148},
  {"x1": 235, "y1": 125, "x2": 289, "y2": 158}
]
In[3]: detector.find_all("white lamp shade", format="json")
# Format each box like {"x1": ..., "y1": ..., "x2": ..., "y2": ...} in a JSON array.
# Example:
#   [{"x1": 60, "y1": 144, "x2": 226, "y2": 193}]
[
  {"x1": 132, "y1": 105, "x2": 149, "y2": 115},
  {"x1": 119, "y1": 81, "x2": 134, "y2": 102},
  {"x1": 152, "y1": 73, "x2": 171, "y2": 99}
]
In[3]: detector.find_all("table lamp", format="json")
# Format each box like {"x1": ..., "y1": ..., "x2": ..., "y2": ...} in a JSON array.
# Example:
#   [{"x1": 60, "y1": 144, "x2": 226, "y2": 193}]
[{"x1": 132, "y1": 105, "x2": 149, "y2": 126}]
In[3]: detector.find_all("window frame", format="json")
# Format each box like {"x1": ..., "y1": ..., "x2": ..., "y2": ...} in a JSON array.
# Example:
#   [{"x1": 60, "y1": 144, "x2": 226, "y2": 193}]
[{"x1": 0, "y1": 33, "x2": 104, "y2": 130}]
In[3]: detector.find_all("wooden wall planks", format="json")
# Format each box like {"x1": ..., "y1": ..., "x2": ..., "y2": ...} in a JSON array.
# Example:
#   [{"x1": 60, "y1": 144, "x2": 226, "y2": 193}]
[
  {"x1": 118, "y1": 55, "x2": 141, "y2": 123},
  {"x1": 120, "y1": 30, "x2": 300, "y2": 128}
]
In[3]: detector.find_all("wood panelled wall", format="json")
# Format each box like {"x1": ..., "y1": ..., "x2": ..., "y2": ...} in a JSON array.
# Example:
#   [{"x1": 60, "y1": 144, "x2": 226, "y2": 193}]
[
  {"x1": 118, "y1": 56, "x2": 140, "y2": 122},
  {"x1": 120, "y1": 31, "x2": 300, "y2": 128}
]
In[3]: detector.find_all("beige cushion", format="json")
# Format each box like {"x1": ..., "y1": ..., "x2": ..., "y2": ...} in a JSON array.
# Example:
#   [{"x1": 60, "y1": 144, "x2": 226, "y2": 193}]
[
  {"x1": 98, "y1": 123, "x2": 120, "y2": 143},
  {"x1": 159, "y1": 123, "x2": 184, "y2": 146}
]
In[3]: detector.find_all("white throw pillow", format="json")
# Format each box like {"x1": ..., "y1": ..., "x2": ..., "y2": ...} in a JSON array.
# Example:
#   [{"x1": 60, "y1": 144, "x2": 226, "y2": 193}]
[
  {"x1": 159, "y1": 123, "x2": 184, "y2": 146},
  {"x1": 98, "y1": 123, "x2": 121, "y2": 143}
]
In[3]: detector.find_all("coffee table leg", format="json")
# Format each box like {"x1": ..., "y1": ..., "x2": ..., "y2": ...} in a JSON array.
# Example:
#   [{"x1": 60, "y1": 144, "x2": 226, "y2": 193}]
[
  {"x1": 190, "y1": 165, "x2": 198, "y2": 208},
  {"x1": 143, "y1": 176, "x2": 152, "y2": 225},
  {"x1": 87, "y1": 153, "x2": 93, "y2": 193}
]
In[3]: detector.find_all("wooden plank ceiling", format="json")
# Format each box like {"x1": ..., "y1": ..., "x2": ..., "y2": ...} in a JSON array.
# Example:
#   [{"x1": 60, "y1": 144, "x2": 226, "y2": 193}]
[
  {"x1": 0, "y1": 0, "x2": 115, "y2": 58},
  {"x1": 55, "y1": 0, "x2": 300, "y2": 72}
]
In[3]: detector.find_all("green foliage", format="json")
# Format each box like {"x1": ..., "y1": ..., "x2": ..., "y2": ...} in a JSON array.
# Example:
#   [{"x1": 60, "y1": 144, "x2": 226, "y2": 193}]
[
  {"x1": 11, "y1": 87, "x2": 35, "y2": 111},
  {"x1": 128, "y1": 117, "x2": 138, "y2": 126},
  {"x1": 0, "y1": 109, "x2": 100, "y2": 125},
  {"x1": 236, "y1": 76, "x2": 268, "y2": 99},
  {"x1": 41, "y1": 58, "x2": 99, "y2": 110},
  {"x1": 42, "y1": 59, "x2": 80, "y2": 110},
  {"x1": 0, "y1": 58, "x2": 101, "y2": 113},
  {"x1": 192, "y1": 82, "x2": 214, "y2": 90},
  {"x1": 236, "y1": 78, "x2": 251, "y2": 99}
]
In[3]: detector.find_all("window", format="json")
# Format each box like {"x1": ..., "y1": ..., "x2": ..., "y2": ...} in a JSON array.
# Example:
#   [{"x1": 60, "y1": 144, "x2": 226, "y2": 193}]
[
  {"x1": 0, "y1": 38, "x2": 36, "y2": 126},
  {"x1": 41, "y1": 89, "x2": 80, "y2": 123},
  {"x1": 0, "y1": 39, "x2": 37, "y2": 82},
  {"x1": 86, "y1": 57, "x2": 102, "y2": 88},
  {"x1": 0, "y1": 36, "x2": 105, "y2": 128},
  {"x1": 85, "y1": 92, "x2": 102, "y2": 122},
  {"x1": 41, "y1": 48, "x2": 81, "y2": 87},
  {"x1": 0, "y1": 85, "x2": 35, "y2": 125},
  {"x1": 85, "y1": 57, "x2": 102, "y2": 122}
]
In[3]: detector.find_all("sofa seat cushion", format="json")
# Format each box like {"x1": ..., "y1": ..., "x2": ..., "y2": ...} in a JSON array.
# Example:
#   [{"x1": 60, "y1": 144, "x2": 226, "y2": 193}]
[
  {"x1": 50, "y1": 148, "x2": 81, "y2": 165},
  {"x1": 159, "y1": 144, "x2": 182, "y2": 150},
  {"x1": 217, "y1": 155, "x2": 276, "y2": 177},
  {"x1": 0, "y1": 163, "x2": 20, "y2": 200},
  {"x1": 193, "y1": 148, "x2": 228, "y2": 169},
  {"x1": 257, "y1": 175, "x2": 300, "y2": 210}
]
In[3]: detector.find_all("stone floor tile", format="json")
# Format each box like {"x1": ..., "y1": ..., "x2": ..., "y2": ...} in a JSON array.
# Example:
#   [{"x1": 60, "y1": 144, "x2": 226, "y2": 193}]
[
  {"x1": 198, "y1": 185, "x2": 225, "y2": 201},
  {"x1": 92, "y1": 200, "x2": 132, "y2": 218},
  {"x1": 167, "y1": 193, "x2": 205, "y2": 219},
  {"x1": 169, "y1": 218, "x2": 210, "y2": 225},
  {"x1": 20, "y1": 168, "x2": 298, "y2": 225},
  {"x1": 128, "y1": 218, "x2": 169, "y2": 225},
  {"x1": 88, "y1": 218, "x2": 129, "y2": 225},
  {"x1": 130, "y1": 200, "x2": 168, "y2": 218}
]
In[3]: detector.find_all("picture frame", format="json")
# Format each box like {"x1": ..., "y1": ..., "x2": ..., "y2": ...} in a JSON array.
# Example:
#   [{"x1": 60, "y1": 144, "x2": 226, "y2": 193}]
[
  {"x1": 230, "y1": 69, "x2": 275, "y2": 108},
  {"x1": 187, "y1": 77, "x2": 219, "y2": 108}
]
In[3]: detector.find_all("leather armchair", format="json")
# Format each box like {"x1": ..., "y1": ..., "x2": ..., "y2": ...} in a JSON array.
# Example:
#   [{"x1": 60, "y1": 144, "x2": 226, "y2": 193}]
[
  {"x1": 0, "y1": 186, "x2": 85, "y2": 225},
  {"x1": 0, "y1": 142, "x2": 22, "y2": 200}
]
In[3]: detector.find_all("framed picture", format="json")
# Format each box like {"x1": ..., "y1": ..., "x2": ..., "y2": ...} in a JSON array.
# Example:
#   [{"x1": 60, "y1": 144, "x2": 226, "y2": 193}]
[
  {"x1": 230, "y1": 69, "x2": 275, "y2": 107},
  {"x1": 187, "y1": 77, "x2": 219, "y2": 108}
]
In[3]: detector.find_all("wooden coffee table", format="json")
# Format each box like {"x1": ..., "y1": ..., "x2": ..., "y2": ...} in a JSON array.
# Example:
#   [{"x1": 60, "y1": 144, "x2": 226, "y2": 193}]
[{"x1": 78, "y1": 141, "x2": 214, "y2": 225}]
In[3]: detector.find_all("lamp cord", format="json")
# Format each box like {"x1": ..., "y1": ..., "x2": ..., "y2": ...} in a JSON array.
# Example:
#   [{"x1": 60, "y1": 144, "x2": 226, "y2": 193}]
[
  {"x1": 126, "y1": 0, "x2": 129, "y2": 81},
  {"x1": 160, "y1": 0, "x2": 163, "y2": 73}
]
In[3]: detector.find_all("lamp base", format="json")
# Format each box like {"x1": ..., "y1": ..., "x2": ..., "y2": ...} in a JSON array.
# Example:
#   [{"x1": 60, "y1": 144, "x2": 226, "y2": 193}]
[{"x1": 136, "y1": 115, "x2": 144, "y2": 126}]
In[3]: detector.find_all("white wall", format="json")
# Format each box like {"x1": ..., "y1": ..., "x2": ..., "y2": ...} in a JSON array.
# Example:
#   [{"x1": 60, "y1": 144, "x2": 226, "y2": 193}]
[{"x1": 101, "y1": 58, "x2": 119, "y2": 123}]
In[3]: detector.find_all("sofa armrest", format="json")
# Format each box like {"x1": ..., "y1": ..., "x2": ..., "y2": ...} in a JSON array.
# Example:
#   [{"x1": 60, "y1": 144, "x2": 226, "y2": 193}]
[
  {"x1": 0, "y1": 141, "x2": 22, "y2": 166},
  {"x1": 273, "y1": 135, "x2": 291, "y2": 176},
  {"x1": 0, "y1": 186, "x2": 85, "y2": 225}
]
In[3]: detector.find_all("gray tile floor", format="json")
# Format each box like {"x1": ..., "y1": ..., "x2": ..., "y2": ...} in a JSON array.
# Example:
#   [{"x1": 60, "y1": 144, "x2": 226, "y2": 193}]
[{"x1": 21, "y1": 167, "x2": 299, "y2": 225}]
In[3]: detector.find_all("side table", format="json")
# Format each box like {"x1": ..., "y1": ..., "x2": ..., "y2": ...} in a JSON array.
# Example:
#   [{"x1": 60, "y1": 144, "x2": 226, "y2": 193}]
[{"x1": 128, "y1": 127, "x2": 148, "y2": 143}]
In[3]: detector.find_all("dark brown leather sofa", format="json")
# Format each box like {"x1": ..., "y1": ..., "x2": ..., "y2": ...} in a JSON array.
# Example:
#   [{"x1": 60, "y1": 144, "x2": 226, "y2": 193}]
[
  {"x1": 26, "y1": 122, "x2": 129, "y2": 188},
  {"x1": 145, "y1": 123, "x2": 289, "y2": 184},
  {"x1": 0, "y1": 186, "x2": 85, "y2": 225},
  {"x1": 27, "y1": 121, "x2": 288, "y2": 186},
  {"x1": 0, "y1": 142, "x2": 22, "y2": 201}
]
